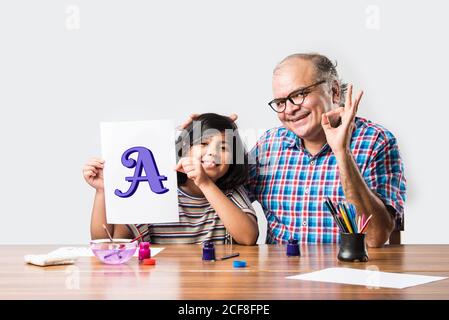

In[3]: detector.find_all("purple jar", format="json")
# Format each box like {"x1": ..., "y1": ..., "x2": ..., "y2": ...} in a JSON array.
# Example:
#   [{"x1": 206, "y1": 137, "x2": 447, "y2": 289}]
[
  {"x1": 286, "y1": 239, "x2": 300, "y2": 256},
  {"x1": 202, "y1": 241, "x2": 216, "y2": 261}
]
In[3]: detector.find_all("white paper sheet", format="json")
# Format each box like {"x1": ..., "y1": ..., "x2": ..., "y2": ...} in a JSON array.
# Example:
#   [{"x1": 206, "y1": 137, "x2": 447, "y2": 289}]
[
  {"x1": 100, "y1": 120, "x2": 179, "y2": 224},
  {"x1": 48, "y1": 247, "x2": 165, "y2": 258},
  {"x1": 286, "y1": 267, "x2": 447, "y2": 289}
]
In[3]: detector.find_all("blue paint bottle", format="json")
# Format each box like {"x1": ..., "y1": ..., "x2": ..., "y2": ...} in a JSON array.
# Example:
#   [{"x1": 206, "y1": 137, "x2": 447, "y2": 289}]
[
  {"x1": 286, "y1": 239, "x2": 300, "y2": 256},
  {"x1": 202, "y1": 241, "x2": 216, "y2": 261}
]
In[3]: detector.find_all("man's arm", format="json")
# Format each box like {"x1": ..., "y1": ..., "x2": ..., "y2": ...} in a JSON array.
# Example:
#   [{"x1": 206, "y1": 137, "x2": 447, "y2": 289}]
[
  {"x1": 321, "y1": 84, "x2": 398, "y2": 247},
  {"x1": 334, "y1": 150, "x2": 394, "y2": 247}
]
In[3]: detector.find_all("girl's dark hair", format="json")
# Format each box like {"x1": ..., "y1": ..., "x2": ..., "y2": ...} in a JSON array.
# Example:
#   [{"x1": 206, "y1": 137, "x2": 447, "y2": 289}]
[{"x1": 175, "y1": 113, "x2": 248, "y2": 191}]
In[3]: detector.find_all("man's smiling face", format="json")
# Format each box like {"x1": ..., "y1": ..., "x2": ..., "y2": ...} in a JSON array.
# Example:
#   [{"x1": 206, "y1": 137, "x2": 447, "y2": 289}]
[{"x1": 272, "y1": 58, "x2": 333, "y2": 142}]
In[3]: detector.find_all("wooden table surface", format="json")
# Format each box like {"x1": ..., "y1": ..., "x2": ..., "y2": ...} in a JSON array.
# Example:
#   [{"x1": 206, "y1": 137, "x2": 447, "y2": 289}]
[{"x1": 1, "y1": 244, "x2": 448, "y2": 300}]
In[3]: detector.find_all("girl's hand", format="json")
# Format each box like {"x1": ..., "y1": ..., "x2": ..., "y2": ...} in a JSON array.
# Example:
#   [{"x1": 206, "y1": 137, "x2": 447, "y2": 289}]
[
  {"x1": 175, "y1": 157, "x2": 211, "y2": 188},
  {"x1": 83, "y1": 158, "x2": 105, "y2": 191}
]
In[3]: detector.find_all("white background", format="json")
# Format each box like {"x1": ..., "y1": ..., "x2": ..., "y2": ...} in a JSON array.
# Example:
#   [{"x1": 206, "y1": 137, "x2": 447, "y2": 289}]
[{"x1": 0, "y1": 0, "x2": 447, "y2": 244}]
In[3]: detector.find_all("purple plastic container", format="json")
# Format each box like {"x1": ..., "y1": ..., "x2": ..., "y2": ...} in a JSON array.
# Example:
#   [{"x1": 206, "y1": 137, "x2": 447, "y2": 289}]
[{"x1": 90, "y1": 239, "x2": 138, "y2": 265}]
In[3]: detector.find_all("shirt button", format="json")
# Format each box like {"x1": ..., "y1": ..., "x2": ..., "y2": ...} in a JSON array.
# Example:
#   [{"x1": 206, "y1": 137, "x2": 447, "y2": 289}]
[
  {"x1": 305, "y1": 187, "x2": 310, "y2": 195},
  {"x1": 310, "y1": 160, "x2": 315, "y2": 166},
  {"x1": 302, "y1": 220, "x2": 307, "y2": 226}
]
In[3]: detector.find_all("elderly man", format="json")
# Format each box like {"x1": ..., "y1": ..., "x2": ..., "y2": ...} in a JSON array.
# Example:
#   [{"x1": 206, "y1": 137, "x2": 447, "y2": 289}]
[
  {"x1": 182, "y1": 53, "x2": 406, "y2": 248},
  {"x1": 246, "y1": 53, "x2": 406, "y2": 247}
]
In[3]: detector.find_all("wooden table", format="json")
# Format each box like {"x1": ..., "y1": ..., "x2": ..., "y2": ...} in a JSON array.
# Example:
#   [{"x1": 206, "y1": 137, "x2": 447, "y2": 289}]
[{"x1": 1, "y1": 244, "x2": 448, "y2": 299}]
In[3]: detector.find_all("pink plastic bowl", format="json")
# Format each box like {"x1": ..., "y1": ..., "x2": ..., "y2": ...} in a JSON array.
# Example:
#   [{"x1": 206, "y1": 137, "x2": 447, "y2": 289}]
[{"x1": 90, "y1": 239, "x2": 137, "y2": 265}]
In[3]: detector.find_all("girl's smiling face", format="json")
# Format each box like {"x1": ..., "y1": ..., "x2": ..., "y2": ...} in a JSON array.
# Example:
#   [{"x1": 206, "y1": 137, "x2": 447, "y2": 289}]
[{"x1": 189, "y1": 132, "x2": 231, "y2": 182}]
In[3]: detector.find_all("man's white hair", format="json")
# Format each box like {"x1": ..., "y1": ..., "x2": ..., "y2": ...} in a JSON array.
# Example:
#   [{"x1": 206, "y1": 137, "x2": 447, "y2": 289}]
[{"x1": 274, "y1": 53, "x2": 347, "y2": 106}]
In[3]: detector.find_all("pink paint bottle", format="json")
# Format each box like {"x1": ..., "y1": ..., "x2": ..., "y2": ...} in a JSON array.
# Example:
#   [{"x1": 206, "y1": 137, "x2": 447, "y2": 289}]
[{"x1": 139, "y1": 242, "x2": 151, "y2": 261}]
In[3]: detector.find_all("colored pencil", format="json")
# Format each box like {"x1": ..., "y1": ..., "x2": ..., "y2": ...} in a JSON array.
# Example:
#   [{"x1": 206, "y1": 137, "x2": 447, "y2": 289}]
[
  {"x1": 324, "y1": 199, "x2": 346, "y2": 232},
  {"x1": 325, "y1": 197, "x2": 338, "y2": 216},
  {"x1": 325, "y1": 199, "x2": 373, "y2": 235},
  {"x1": 348, "y1": 204, "x2": 358, "y2": 233},
  {"x1": 131, "y1": 228, "x2": 150, "y2": 242},
  {"x1": 345, "y1": 204, "x2": 358, "y2": 233},
  {"x1": 339, "y1": 204, "x2": 354, "y2": 233},
  {"x1": 360, "y1": 214, "x2": 373, "y2": 233}
]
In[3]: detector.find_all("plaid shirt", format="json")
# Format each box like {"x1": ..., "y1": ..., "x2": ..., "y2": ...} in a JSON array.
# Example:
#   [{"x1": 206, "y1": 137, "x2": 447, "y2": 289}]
[{"x1": 246, "y1": 117, "x2": 406, "y2": 244}]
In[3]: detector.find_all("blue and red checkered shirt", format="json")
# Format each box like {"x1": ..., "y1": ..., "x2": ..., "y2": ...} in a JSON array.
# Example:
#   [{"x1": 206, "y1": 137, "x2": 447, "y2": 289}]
[{"x1": 246, "y1": 117, "x2": 406, "y2": 244}]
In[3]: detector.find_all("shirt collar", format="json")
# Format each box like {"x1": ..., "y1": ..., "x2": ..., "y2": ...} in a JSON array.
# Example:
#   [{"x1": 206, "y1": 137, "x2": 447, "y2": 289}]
[
  {"x1": 282, "y1": 128, "x2": 331, "y2": 157},
  {"x1": 281, "y1": 117, "x2": 363, "y2": 156},
  {"x1": 282, "y1": 128, "x2": 300, "y2": 149}
]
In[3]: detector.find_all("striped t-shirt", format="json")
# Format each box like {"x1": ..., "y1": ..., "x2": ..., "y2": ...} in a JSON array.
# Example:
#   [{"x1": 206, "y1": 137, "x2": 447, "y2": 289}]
[{"x1": 127, "y1": 185, "x2": 257, "y2": 244}]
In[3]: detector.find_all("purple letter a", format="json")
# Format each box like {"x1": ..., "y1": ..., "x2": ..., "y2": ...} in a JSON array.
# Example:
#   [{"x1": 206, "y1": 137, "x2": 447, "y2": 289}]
[{"x1": 114, "y1": 146, "x2": 169, "y2": 198}]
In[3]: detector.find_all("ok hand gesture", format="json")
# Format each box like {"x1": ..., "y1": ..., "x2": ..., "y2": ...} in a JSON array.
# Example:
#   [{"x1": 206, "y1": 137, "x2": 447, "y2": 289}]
[{"x1": 321, "y1": 84, "x2": 364, "y2": 155}]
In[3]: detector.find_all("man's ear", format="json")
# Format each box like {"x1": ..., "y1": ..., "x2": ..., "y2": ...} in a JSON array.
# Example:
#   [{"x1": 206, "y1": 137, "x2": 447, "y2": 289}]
[{"x1": 331, "y1": 80, "x2": 341, "y2": 106}]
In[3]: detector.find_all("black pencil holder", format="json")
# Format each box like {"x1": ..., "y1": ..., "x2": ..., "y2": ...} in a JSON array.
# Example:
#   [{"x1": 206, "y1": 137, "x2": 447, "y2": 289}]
[{"x1": 337, "y1": 233, "x2": 369, "y2": 262}]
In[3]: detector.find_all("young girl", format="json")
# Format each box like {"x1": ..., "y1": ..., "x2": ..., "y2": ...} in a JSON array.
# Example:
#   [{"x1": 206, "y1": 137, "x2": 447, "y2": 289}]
[{"x1": 83, "y1": 113, "x2": 258, "y2": 245}]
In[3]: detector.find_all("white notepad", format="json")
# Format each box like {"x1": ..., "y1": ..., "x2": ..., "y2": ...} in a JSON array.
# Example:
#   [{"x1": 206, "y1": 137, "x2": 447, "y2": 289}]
[
  {"x1": 47, "y1": 247, "x2": 164, "y2": 258},
  {"x1": 286, "y1": 267, "x2": 447, "y2": 289}
]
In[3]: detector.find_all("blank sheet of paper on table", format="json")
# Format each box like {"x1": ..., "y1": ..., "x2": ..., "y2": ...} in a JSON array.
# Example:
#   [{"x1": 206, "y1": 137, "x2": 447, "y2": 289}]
[{"x1": 286, "y1": 267, "x2": 447, "y2": 289}]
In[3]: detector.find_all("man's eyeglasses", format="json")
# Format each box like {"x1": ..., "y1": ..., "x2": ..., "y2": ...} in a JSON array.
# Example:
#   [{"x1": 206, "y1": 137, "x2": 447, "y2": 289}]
[{"x1": 268, "y1": 80, "x2": 326, "y2": 113}]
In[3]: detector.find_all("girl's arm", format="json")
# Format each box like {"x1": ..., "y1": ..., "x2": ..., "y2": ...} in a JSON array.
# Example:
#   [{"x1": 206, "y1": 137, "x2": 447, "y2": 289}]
[
  {"x1": 90, "y1": 189, "x2": 111, "y2": 240},
  {"x1": 84, "y1": 158, "x2": 132, "y2": 240},
  {"x1": 199, "y1": 180, "x2": 258, "y2": 245},
  {"x1": 90, "y1": 190, "x2": 132, "y2": 240},
  {"x1": 176, "y1": 157, "x2": 258, "y2": 245}
]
